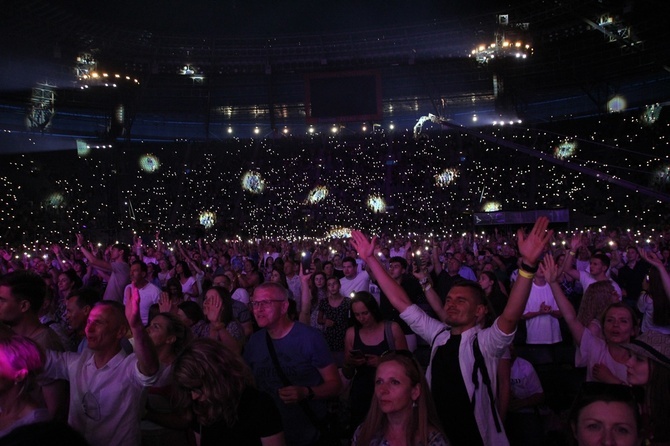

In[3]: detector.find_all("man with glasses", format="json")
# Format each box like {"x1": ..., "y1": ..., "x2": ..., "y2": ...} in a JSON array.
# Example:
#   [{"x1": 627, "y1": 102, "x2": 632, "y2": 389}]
[
  {"x1": 243, "y1": 282, "x2": 342, "y2": 446},
  {"x1": 42, "y1": 287, "x2": 159, "y2": 446}
]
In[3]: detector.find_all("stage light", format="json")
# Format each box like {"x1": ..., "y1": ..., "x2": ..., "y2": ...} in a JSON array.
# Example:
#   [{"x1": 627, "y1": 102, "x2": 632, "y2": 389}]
[
  {"x1": 227, "y1": 127, "x2": 233, "y2": 134},
  {"x1": 307, "y1": 186, "x2": 329, "y2": 204},
  {"x1": 331, "y1": 126, "x2": 338, "y2": 133},
  {"x1": 554, "y1": 140, "x2": 577, "y2": 160},
  {"x1": 254, "y1": 127, "x2": 260, "y2": 135},
  {"x1": 483, "y1": 201, "x2": 502, "y2": 212},
  {"x1": 139, "y1": 154, "x2": 160, "y2": 173},
  {"x1": 199, "y1": 211, "x2": 216, "y2": 229},
  {"x1": 308, "y1": 126, "x2": 315, "y2": 134},
  {"x1": 367, "y1": 195, "x2": 386, "y2": 213},
  {"x1": 241, "y1": 171, "x2": 265, "y2": 194},
  {"x1": 434, "y1": 168, "x2": 459, "y2": 187},
  {"x1": 607, "y1": 96, "x2": 627, "y2": 113},
  {"x1": 46, "y1": 193, "x2": 64, "y2": 208}
]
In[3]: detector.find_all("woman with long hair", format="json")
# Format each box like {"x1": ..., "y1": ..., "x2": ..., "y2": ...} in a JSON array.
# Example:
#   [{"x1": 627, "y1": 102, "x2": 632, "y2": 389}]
[
  {"x1": 542, "y1": 254, "x2": 638, "y2": 384},
  {"x1": 575, "y1": 280, "x2": 620, "y2": 338},
  {"x1": 637, "y1": 249, "x2": 670, "y2": 334},
  {"x1": 174, "y1": 261, "x2": 198, "y2": 301},
  {"x1": 0, "y1": 331, "x2": 50, "y2": 438},
  {"x1": 567, "y1": 382, "x2": 642, "y2": 446},
  {"x1": 622, "y1": 331, "x2": 670, "y2": 444},
  {"x1": 142, "y1": 313, "x2": 193, "y2": 446},
  {"x1": 202, "y1": 286, "x2": 244, "y2": 354},
  {"x1": 352, "y1": 350, "x2": 448, "y2": 446},
  {"x1": 298, "y1": 268, "x2": 327, "y2": 330},
  {"x1": 172, "y1": 338, "x2": 285, "y2": 445},
  {"x1": 478, "y1": 271, "x2": 507, "y2": 318},
  {"x1": 344, "y1": 292, "x2": 407, "y2": 429}
]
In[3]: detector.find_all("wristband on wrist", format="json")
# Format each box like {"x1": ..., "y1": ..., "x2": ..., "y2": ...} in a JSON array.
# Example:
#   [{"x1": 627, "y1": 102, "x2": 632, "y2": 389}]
[
  {"x1": 518, "y1": 269, "x2": 535, "y2": 280},
  {"x1": 520, "y1": 262, "x2": 539, "y2": 273},
  {"x1": 569, "y1": 251, "x2": 576, "y2": 256},
  {"x1": 422, "y1": 283, "x2": 432, "y2": 292}
]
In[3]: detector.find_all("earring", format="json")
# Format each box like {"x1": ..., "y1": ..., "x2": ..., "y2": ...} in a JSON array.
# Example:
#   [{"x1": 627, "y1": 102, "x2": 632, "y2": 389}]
[{"x1": 412, "y1": 400, "x2": 418, "y2": 409}]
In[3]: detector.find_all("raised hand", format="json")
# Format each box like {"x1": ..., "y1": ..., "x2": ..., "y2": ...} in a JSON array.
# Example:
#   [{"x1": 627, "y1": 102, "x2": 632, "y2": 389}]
[
  {"x1": 158, "y1": 292, "x2": 172, "y2": 313},
  {"x1": 638, "y1": 247, "x2": 663, "y2": 268},
  {"x1": 203, "y1": 292, "x2": 223, "y2": 323},
  {"x1": 299, "y1": 263, "x2": 313, "y2": 284},
  {"x1": 570, "y1": 233, "x2": 582, "y2": 250},
  {"x1": 517, "y1": 217, "x2": 553, "y2": 266},
  {"x1": 539, "y1": 253, "x2": 559, "y2": 283},
  {"x1": 125, "y1": 285, "x2": 143, "y2": 329},
  {"x1": 350, "y1": 231, "x2": 376, "y2": 260}
]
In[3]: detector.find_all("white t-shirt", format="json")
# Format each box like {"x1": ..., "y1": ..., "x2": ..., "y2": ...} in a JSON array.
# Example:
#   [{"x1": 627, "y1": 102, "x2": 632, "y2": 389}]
[
  {"x1": 340, "y1": 271, "x2": 371, "y2": 298},
  {"x1": 124, "y1": 282, "x2": 162, "y2": 325},
  {"x1": 510, "y1": 356, "x2": 543, "y2": 403},
  {"x1": 577, "y1": 329, "x2": 628, "y2": 383},
  {"x1": 103, "y1": 262, "x2": 130, "y2": 303},
  {"x1": 523, "y1": 283, "x2": 562, "y2": 345},
  {"x1": 638, "y1": 292, "x2": 670, "y2": 335},
  {"x1": 579, "y1": 271, "x2": 623, "y2": 299}
]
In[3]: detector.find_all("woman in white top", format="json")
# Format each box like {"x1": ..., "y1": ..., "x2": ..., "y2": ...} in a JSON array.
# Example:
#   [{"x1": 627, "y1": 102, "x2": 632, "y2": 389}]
[
  {"x1": 542, "y1": 254, "x2": 637, "y2": 384},
  {"x1": 637, "y1": 249, "x2": 670, "y2": 335}
]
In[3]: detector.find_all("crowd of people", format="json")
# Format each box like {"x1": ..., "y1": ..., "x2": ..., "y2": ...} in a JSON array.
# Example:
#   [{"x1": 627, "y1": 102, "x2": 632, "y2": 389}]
[{"x1": 0, "y1": 216, "x2": 669, "y2": 445}]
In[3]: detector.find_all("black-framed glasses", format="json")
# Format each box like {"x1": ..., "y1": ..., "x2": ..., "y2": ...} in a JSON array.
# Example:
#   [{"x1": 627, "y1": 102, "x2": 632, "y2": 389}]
[{"x1": 248, "y1": 299, "x2": 285, "y2": 310}]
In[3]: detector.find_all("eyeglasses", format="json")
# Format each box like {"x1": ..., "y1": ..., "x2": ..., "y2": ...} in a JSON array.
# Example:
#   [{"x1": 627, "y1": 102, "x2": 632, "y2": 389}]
[{"x1": 248, "y1": 299, "x2": 285, "y2": 310}]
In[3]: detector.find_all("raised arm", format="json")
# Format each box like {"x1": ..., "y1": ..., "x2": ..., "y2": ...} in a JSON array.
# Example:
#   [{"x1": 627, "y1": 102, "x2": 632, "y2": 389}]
[
  {"x1": 350, "y1": 231, "x2": 412, "y2": 313},
  {"x1": 541, "y1": 254, "x2": 585, "y2": 344},
  {"x1": 497, "y1": 217, "x2": 553, "y2": 334},
  {"x1": 559, "y1": 233, "x2": 582, "y2": 281},
  {"x1": 126, "y1": 285, "x2": 159, "y2": 376},
  {"x1": 298, "y1": 265, "x2": 313, "y2": 325},
  {"x1": 638, "y1": 247, "x2": 670, "y2": 301},
  {"x1": 77, "y1": 233, "x2": 113, "y2": 272},
  {"x1": 413, "y1": 268, "x2": 447, "y2": 322}
]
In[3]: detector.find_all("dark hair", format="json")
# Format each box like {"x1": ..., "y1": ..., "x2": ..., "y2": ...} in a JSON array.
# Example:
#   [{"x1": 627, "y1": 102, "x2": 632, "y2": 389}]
[
  {"x1": 389, "y1": 256, "x2": 408, "y2": 270},
  {"x1": 205, "y1": 286, "x2": 234, "y2": 324},
  {"x1": 166, "y1": 277, "x2": 184, "y2": 299},
  {"x1": 342, "y1": 256, "x2": 357, "y2": 267},
  {"x1": 0, "y1": 271, "x2": 47, "y2": 315},
  {"x1": 350, "y1": 292, "x2": 383, "y2": 326},
  {"x1": 178, "y1": 301, "x2": 204, "y2": 324},
  {"x1": 59, "y1": 269, "x2": 83, "y2": 290},
  {"x1": 67, "y1": 287, "x2": 101, "y2": 309},
  {"x1": 176, "y1": 261, "x2": 192, "y2": 278},
  {"x1": 270, "y1": 266, "x2": 289, "y2": 289},
  {"x1": 131, "y1": 260, "x2": 148, "y2": 273},
  {"x1": 647, "y1": 268, "x2": 670, "y2": 326},
  {"x1": 149, "y1": 312, "x2": 193, "y2": 356},
  {"x1": 449, "y1": 279, "x2": 487, "y2": 306},
  {"x1": 112, "y1": 243, "x2": 130, "y2": 262},
  {"x1": 592, "y1": 253, "x2": 611, "y2": 269},
  {"x1": 72, "y1": 259, "x2": 87, "y2": 276},
  {"x1": 568, "y1": 382, "x2": 641, "y2": 443}
]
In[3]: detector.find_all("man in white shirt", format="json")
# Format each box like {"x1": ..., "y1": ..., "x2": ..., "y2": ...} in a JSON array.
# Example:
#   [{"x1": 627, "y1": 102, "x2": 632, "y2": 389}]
[
  {"x1": 339, "y1": 256, "x2": 370, "y2": 297},
  {"x1": 562, "y1": 234, "x2": 622, "y2": 298},
  {"x1": 522, "y1": 266, "x2": 562, "y2": 345},
  {"x1": 124, "y1": 261, "x2": 161, "y2": 326},
  {"x1": 43, "y1": 290, "x2": 159, "y2": 446}
]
